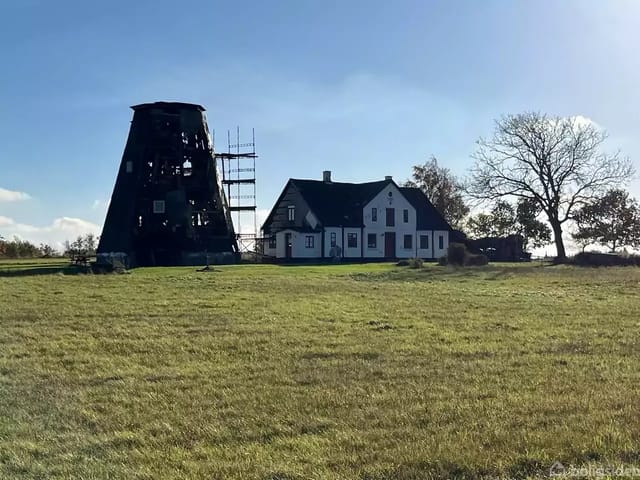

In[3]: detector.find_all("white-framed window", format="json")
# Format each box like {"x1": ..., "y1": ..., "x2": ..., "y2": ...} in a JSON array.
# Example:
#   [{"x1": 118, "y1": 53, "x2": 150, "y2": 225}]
[
  {"x1": 367, "y1": 233, "x2": 377, "y2": 248},
  {"x1": 371, "y1": 208, "x2": 377, "y2": 222},
  {"x1": 403, "y1": 209, "x2": 409, "y2": 223},
  {"x1": 347, "y1": 233, "x2": 357, "y2": 248},
  {"x1": 420, "y1": 235, "x2": 429, "y2": 249},
  {"x1": 330, "y1": 232, "x2": 337, "y2": 247},
  {"x1": 438, "y1": 235, "x2": 444, "y2": 250},
  {"x1": 404, "y1": 234, "x2": 412, "y2": 249},
  {"x1": 288, "y1": 205, "x2": 295, "y2": 221},
  {"x1": 153, "y1": 200, "x2": 165, "y2": 214},
  {"x1": 268, "y1": 236, "x2": 276, "y2": 249},
  {"x1": 305, "y1": 235, "x2": 314, "y2": 248}
]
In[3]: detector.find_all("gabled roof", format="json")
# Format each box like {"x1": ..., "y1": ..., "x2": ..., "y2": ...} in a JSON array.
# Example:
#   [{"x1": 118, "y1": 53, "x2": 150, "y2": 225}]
[
  {"x1": 399, "y1": 187, "x2": 451, "y2": 230},
  {"x1": 289, "y1": 178, "x2": 391, "y2": 227},
  {"x1": 262, "y1": 177, "x2": 453, "y2": 231}
]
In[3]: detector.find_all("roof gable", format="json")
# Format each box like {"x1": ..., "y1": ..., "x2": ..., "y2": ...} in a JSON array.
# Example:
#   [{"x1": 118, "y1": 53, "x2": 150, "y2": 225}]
[
  {"x1": 400, "y1": 187, "x2": 451, "y2": 230},
  {"x1": 290, "y1": 179, "x2": 391, "y2": 227}
]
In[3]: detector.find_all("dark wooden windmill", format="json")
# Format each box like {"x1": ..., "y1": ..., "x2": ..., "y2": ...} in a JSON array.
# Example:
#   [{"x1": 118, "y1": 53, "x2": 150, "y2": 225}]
[{"x1": 97, "y1": 102, "x2": 238, "y2": 267}]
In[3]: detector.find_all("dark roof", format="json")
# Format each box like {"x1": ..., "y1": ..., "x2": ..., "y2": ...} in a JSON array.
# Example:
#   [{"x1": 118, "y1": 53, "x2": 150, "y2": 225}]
[
  {"x1": 131, "y1": 101, "x2": 205, "y2": 112},
  {"x1": 290, "y1": 179, "x2": 391, "y2": 227},
  {"x1": 262, "y1": 178, "x2": 453, "y2": 231},
  {"x1": 399, "y1": 187, "x2": 451, "y2": 230}
]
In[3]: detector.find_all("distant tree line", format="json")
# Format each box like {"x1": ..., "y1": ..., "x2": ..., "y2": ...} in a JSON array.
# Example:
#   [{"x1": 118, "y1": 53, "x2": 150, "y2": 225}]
[
  {"x1": 0, "y1": 233, "x2": 99, "y2": 259},
  {"x1": 406, "y1": 111, "x2": 638, "y2": 260}
]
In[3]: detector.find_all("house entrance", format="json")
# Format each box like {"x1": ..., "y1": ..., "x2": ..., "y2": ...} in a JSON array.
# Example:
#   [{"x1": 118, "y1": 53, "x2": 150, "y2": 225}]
[
  {"x1": 285, "y1": 233, "x2": 292, "y2": 258},
  {"x1": 384, "y1": 232, "x2": 396, "y2": 258}
]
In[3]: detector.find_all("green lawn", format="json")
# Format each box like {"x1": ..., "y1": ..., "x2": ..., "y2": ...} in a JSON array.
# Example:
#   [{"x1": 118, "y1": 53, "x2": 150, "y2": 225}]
[{"x1": 1, "y1": 261, "x2": 639, "y2": 479}]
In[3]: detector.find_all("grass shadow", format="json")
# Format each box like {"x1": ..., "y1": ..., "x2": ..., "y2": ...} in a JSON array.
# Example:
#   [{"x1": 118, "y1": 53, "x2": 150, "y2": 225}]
[{"x1": 0, "y1": 264, "x2": 90, "y2": 277}]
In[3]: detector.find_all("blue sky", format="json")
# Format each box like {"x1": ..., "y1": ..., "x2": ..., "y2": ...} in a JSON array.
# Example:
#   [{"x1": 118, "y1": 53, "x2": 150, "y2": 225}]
[{"x1": 1, "y1": 0, "x2": 639, "y2": 247}]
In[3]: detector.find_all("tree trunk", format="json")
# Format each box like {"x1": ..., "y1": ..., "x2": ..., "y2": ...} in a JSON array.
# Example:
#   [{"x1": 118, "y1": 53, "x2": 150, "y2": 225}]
[{"x1": 550, "y1": 221, "x2": 567, "y2": 262}]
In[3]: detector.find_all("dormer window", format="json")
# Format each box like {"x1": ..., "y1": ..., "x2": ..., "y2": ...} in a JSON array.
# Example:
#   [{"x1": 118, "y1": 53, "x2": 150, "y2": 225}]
[{"x1": 288, "y1": 205, "x2": 295, "y2": 222}]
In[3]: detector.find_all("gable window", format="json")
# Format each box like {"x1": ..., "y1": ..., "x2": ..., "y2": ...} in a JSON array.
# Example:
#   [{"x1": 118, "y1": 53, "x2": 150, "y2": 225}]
[
  {"x1": 404, "y1": 234, "x2": 413, "y2": 249},
  {"x1": 305, "y1": 235, "x2": 314, "y2": 248},
  {"x1": 438, "y1": 235, "x2": 444, "y2": 250},
  {"x1": 371, "y1": 208, "x2": 377, "y2": 222},
  {"x1": 268, "y1": 236, "x2": 276, "y2": 249},
  {"x1": 347, "y1": 233, "x2": 358, "y2": 248},
  {"x1": 153, "y1": 200, "x2": 165, "y2": 214},
  {"x1": 330, "y1": 232, "x2": 337, "y2": 247},
  {"x1": 367, "y1": 233, "x2": 377, "y2": 248},
  {"x1": 386, "y1": 208, "x2": 395, "y2": 227},
  {"x1": 287, "y1": 205, "x2": 295, "y2": 222},
  {"x1": 403, "y1": 209, "x2": 409, "y2": 223},
  {"x1": 420, "y1": 235, "x2": 429, "y2": 249}
]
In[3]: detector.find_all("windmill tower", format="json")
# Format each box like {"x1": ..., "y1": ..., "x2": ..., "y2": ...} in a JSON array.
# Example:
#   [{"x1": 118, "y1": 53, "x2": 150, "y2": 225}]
[{"x1": 97, "y1": 102, "x2": 238, "y2": 267}]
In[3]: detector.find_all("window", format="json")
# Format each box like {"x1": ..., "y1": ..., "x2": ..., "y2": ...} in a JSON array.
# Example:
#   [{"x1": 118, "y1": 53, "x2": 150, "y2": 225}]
[
  {"x1": 347, "y1": 233, "x2": 357, "y2": 248},
  {"x1": 367, "y1": 233, "x2": 377, "y2": 248},
  {"x1": 371, "y1": 208, "x2": 377, "y2": 222},
  {"x1": 153, "y1": 200, "x2": 165, "y2": 214},
  {"x1": 268, "y1": 236, "x2": 276, "y2": 249},
  {"x1": 404, "y1": 234, "x2": 412, "y2": 249},
  {"x1": 330, "y1": 232, "x2": 337, "y2": 247},
  {"x1": 305, "y1": 235, "x2": 314, "y2": 248},
  {"x1": 287, "y1": 205, "x2": 295, "y2": 222},
  {"x1": 438, "y1": 235, "x2": 444, "y2": 250},
  {"x1": 386, "y1": 208, "x2": 395, "y2": 226},
  {"x1": 403, "y1": 209, "x2": 409, "y2": 223},
  {"x1": 420, "y1": 235, "x2": 429, "y2": 249}
]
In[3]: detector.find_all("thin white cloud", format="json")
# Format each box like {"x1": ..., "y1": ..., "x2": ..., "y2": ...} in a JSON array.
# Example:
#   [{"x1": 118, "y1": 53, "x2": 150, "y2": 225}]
[
  {"x1": 0, "y1": 216, "x2": 101, "y2": 249},
  {"x1": 0, "y1": 187, "x2": 30, "y2": 202}
]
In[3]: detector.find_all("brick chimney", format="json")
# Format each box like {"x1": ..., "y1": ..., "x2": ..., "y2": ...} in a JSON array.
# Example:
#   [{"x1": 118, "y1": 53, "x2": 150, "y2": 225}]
[{"x1": 323, "y1": 170, "x2": 332, "y2": 183}]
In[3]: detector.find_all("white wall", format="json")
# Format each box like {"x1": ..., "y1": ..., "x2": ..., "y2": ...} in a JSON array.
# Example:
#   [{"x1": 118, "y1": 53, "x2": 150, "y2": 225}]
[
  {"x1": 263, "y1": 235, "x2": 277, "y2": 257},
  {"x1": 433, "y1": 230, "x2": 449, "y2": 258},
  {"x1": 363, "y1": 183, "x2": 416, "y2": 258},
  {"x1": 324, "y1": 227, "x2": 342, "y2": 258},
  {"x1": 343, "y1": 227, "x2": 362, "y2": 258},
  {"x1": 275, "y1": 230, "x2": 321, "y2": 258},
  {"x1": 416, "y1": 230, "x2": 433, "y2": 259}
]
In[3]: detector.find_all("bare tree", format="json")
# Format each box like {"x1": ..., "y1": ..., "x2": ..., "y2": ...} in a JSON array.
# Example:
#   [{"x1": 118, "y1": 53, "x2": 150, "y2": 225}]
[
  {"x1": 405, "y1": 156, "x2": 469, "y2": 229},
  {"x1": 466, "y1": 112, "x2": 634, "y2": 261}
]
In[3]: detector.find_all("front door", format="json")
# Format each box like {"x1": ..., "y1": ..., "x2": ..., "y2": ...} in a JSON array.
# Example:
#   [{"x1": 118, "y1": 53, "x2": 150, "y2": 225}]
[
  {"x1": 384, "y1": 232, "x2": 396, "y2": 258},
  {"x1": 285, "y1": 233, "x2": 292, "y2": 258}
]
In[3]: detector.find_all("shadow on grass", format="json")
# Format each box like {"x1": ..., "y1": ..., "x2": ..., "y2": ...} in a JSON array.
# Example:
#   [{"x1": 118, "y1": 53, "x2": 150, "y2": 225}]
[
  {"x1": 350, "y1": 263, "x2": 551, "y2": 283},
  {"x1": 0, "y1": 264, "x2": 89, "y2": 277}
]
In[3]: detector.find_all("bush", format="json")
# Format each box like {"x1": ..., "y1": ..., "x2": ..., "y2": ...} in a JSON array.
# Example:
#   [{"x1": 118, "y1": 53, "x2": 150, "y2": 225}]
[
  {"x1": 396, "y1": 258, "x2": 424, "y2": 269},
  {"x1": 466, "y1": 253, "x2": 489, "y2": 266},
  {"x1": 571, "y1": 252, "x2": 640, "y2": 267},
  {"x1": 441, "y1": 243, "x2": 489, "y2": 267},
  {"x1": 408, "y1": 257, "x2": 424, "y2": 269},
  {"x1": 447, "y1": 243, "x2": 467, "y2": 266}
]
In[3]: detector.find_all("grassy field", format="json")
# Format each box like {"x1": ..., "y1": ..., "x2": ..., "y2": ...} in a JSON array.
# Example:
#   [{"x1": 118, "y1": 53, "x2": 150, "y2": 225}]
[{"x1": 1, "y1": 260, "x2": 639, "y2": 479}]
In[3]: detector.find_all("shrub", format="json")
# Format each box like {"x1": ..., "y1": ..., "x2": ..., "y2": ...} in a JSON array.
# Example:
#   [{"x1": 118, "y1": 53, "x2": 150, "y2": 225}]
[
  {"x1": 442, "y1": 243, "x2": 489, "y2": 267},
  {"x1": 571, "y1": 252, "x2": 640, "y2": 267},
  {"x1": 408, "y1": 257, "x2": 424, "y2": 269},
  {"x1": 396, "y1": 259, "x2": 410, "y2": 267},
  {"x1": 447, "y1": 243, "x2": 467, "y2": 266},
  {"x1": 466, "y1": 253, "x2": 489, "y2": 266}
]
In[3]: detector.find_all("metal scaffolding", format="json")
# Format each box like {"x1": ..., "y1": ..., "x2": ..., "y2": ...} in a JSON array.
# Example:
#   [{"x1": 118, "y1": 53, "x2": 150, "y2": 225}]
[{"x1": 215, "y1": 127, "x2": 259, "y2": 254}]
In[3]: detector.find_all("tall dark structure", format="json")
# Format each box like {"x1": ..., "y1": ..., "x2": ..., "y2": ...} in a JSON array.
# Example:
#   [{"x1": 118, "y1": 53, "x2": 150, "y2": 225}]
[{"x1": 97, "y1": 102, "x2": 238, "y2": 267}]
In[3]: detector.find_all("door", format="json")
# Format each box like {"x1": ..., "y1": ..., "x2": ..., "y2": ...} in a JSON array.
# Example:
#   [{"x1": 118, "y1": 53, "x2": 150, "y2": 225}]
[
  {"x1": 384, "y1": 232, "x2": 396, "y2": 258},
  {"x1": 285, "y1": 233, "x2": 292, "y2": 258}
]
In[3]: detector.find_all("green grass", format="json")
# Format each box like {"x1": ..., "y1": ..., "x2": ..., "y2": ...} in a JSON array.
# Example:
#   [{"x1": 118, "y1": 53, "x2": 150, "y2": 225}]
[{"x1": 1, "y1": 260, "x2": 639, "y2": 479}]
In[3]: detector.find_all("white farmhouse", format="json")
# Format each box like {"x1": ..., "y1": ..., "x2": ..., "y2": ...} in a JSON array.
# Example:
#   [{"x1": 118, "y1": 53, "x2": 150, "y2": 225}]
[{"x1": 262, "y1": 171, "x2": 452, "y2": 261}]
